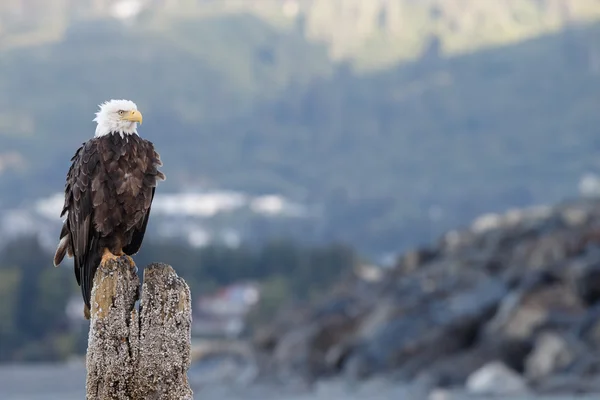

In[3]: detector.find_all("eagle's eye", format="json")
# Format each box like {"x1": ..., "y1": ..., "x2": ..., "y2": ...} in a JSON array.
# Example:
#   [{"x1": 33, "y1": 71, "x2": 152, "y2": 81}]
[{"x1": 118, "y1": 110, "x2": 125, "y2": 116}]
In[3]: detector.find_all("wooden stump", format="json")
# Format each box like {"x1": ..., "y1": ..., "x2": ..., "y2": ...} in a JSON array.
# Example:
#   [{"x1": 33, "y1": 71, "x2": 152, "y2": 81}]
[{"x1": 86, "y1": 257, "x2": 193, "y2": 400}]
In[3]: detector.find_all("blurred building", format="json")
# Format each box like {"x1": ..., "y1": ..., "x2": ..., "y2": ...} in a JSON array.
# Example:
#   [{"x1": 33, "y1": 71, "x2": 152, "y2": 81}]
[{"x1": 192, "y1": 282, "x2": 261, "y2": 339}]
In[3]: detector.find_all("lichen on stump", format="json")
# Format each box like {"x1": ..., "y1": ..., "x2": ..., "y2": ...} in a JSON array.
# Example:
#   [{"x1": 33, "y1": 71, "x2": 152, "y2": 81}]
[
  {"x1": 86, "y1": 257, "x2": 193, "y2": 400},
  {"x1": 133, "y1": 263, "x2": 193, "y2": 399}
]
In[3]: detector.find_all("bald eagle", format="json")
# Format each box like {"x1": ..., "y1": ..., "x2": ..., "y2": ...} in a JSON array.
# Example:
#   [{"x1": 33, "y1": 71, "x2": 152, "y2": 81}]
[{"x1": 53, "y1": 99, "x2": 165, "y2": 319}]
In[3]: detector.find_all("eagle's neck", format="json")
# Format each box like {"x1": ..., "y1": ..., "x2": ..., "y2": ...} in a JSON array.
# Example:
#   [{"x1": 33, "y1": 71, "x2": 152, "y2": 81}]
[{"x1": 95, "y1": 123, "x2": 138, "y2": 139}]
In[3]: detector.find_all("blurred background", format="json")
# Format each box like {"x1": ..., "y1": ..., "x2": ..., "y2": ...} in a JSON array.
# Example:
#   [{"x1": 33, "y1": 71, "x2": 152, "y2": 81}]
[{"x1": 1, "y1": 0, "x2": 600, "y2": 399}]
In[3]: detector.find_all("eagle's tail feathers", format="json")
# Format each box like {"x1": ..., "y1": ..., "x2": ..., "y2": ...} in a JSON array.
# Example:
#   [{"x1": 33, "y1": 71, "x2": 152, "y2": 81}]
[
  {"x1": 53, "y1": 235, "x2": 70, "y2": 267},
  {"x1": 81, "y1": 237, "x2": 101, "y2": 316}
]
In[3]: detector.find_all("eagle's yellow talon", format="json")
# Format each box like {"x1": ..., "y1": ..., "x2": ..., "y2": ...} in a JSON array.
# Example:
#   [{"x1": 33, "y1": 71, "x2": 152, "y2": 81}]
[{"x1": 101, "y1": 248, "x2": 119, "y2": 264}]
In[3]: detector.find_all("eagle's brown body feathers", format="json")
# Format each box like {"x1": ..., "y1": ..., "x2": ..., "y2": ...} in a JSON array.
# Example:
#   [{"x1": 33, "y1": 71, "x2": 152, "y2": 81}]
[{"x1": 54, "y1": 133, "x2": 165, "y2": 318}]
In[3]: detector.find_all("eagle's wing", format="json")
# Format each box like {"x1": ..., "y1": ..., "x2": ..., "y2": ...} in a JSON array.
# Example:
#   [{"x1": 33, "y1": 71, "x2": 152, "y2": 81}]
[
  {"x1": 61, "y1": 140, "x2": 102, "y2": 309},
  {"x1": 123, "y1": 186, "x2": 155, "y2": 256},
  {"x1": 123, "y1": 141, "x2": 165, "y2": 256}
]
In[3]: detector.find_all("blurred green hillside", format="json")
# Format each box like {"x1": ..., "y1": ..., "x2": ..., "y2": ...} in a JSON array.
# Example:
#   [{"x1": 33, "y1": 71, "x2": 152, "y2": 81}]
[{"x1": 1, "y1": 0, "x2": 600, "y2": 252}]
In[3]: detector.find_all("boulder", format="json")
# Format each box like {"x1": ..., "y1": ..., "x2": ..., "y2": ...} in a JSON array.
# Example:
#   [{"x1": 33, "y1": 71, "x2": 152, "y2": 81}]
[
  {"x1": 525, "y1": 332, "x2": 575, "y2": 382},
  {"x1": 466, "y1": 361, "x2": 528, "y2": 395}
]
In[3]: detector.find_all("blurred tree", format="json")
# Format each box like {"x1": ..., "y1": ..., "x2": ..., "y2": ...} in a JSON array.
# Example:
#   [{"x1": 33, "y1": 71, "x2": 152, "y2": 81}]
[
  {"x1": 0, "y1": 268, "x2": 20, "y2": 360},
  {"x1": 0, "y1": 235, "x2": 357, "y2": 361},
  {"x1": 0, "y1": 237, "x2": 73, "y2": 361}
]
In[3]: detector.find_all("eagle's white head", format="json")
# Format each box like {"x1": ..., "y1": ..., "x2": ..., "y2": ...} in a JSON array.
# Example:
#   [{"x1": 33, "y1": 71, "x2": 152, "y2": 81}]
[{"x1": 93, "y1": 99, "x2": 143, "y2": 138}]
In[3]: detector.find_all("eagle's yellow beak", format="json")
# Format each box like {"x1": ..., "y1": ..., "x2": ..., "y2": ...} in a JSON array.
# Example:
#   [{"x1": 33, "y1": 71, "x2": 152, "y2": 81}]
[{"x1": 122, "y1": 110, "x2": 143, "y2": 125}]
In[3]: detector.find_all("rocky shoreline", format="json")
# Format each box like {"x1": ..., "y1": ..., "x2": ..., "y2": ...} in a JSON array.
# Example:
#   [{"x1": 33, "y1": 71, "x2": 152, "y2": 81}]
[{"x1": 251, "y1": 198, "x2": 600, "y2": 397}]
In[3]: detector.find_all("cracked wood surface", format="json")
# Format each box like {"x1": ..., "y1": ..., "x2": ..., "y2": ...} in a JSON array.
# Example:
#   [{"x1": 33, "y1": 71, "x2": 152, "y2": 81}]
[{"x1": 86, "y1": 257, "x2": 193, "y2": 400}]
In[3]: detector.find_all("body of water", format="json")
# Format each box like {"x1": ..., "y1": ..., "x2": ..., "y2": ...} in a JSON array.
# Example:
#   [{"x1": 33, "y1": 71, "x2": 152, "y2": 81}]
[{"x1": 0, "y1": 362, "x2": 598, "y2": 400}]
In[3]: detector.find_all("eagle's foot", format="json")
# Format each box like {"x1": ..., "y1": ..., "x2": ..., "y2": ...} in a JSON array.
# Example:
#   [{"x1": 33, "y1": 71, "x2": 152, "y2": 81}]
[
  {"x1": 123, "y1": 255, "x2": 136, "y2": 272},
  {"x1": 116, "y1": 250, "x2": 136, "y2": 271},
  {"x1": 101, "y1": 248, "x2": 119, "y2": 265},
  {"x1": 102, "y1": 249, "x2": 136, "y2": 271}
]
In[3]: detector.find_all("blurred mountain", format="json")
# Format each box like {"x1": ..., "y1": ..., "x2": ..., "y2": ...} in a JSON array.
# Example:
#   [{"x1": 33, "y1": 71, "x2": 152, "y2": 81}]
[
  {"x1": 3, "y1": 0, "x2": 600, "y2": 69},
  {"x1": 1, "y1": 1, "x2": 600, "y2": 254}
]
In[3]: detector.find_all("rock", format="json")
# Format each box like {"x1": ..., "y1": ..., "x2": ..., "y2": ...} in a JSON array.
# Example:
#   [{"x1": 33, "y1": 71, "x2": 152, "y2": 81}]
[
  {"x1": 413, "y1": 346, "x2": 494, "y2": 388},
  {"x1": 568, "y1": 246, "x2": 600, "y2": 305},
  {"x1": 428, "y1": 388, "x2": 452, "y2": 400},
  {"x1": 393, "y1": 247, "x2": 438, "y2": 276},
  {"x1": 466, "y1": 361, "x2": 528, "y2": 395},
  {"x1": 271, "y1": 324, "x2": 319, "y2": 381},
  {"x1": 268, "y1": 296, "x2": 368, "y2": 382},
  {"x1": 561, "y1": 207, "x2": 589, "y2": 227},
  {"x1": 576, "y1": 303, "x2": 600, "y2": 352},
  {"x1": 348, "y1": 278, "x2": 507, "y2": 381},
  {"x1": 483, "y1": 282, "x2": 584, "y2": 340},
  {"x1": 525, "y1": 332, "x2": 574, "y2": 382},
  {"x1": 253, "y1": 302, "x2": 314, "y2": 351},
  {"x1": 523, "y1": 233, "x2": 571, "y2": 269}
]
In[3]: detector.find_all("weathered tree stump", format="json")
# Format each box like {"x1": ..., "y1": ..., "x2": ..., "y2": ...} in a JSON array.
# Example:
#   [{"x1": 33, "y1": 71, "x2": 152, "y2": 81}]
[{"x1": 86, "y1": 257, "x2": 193, "y2": 400}]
